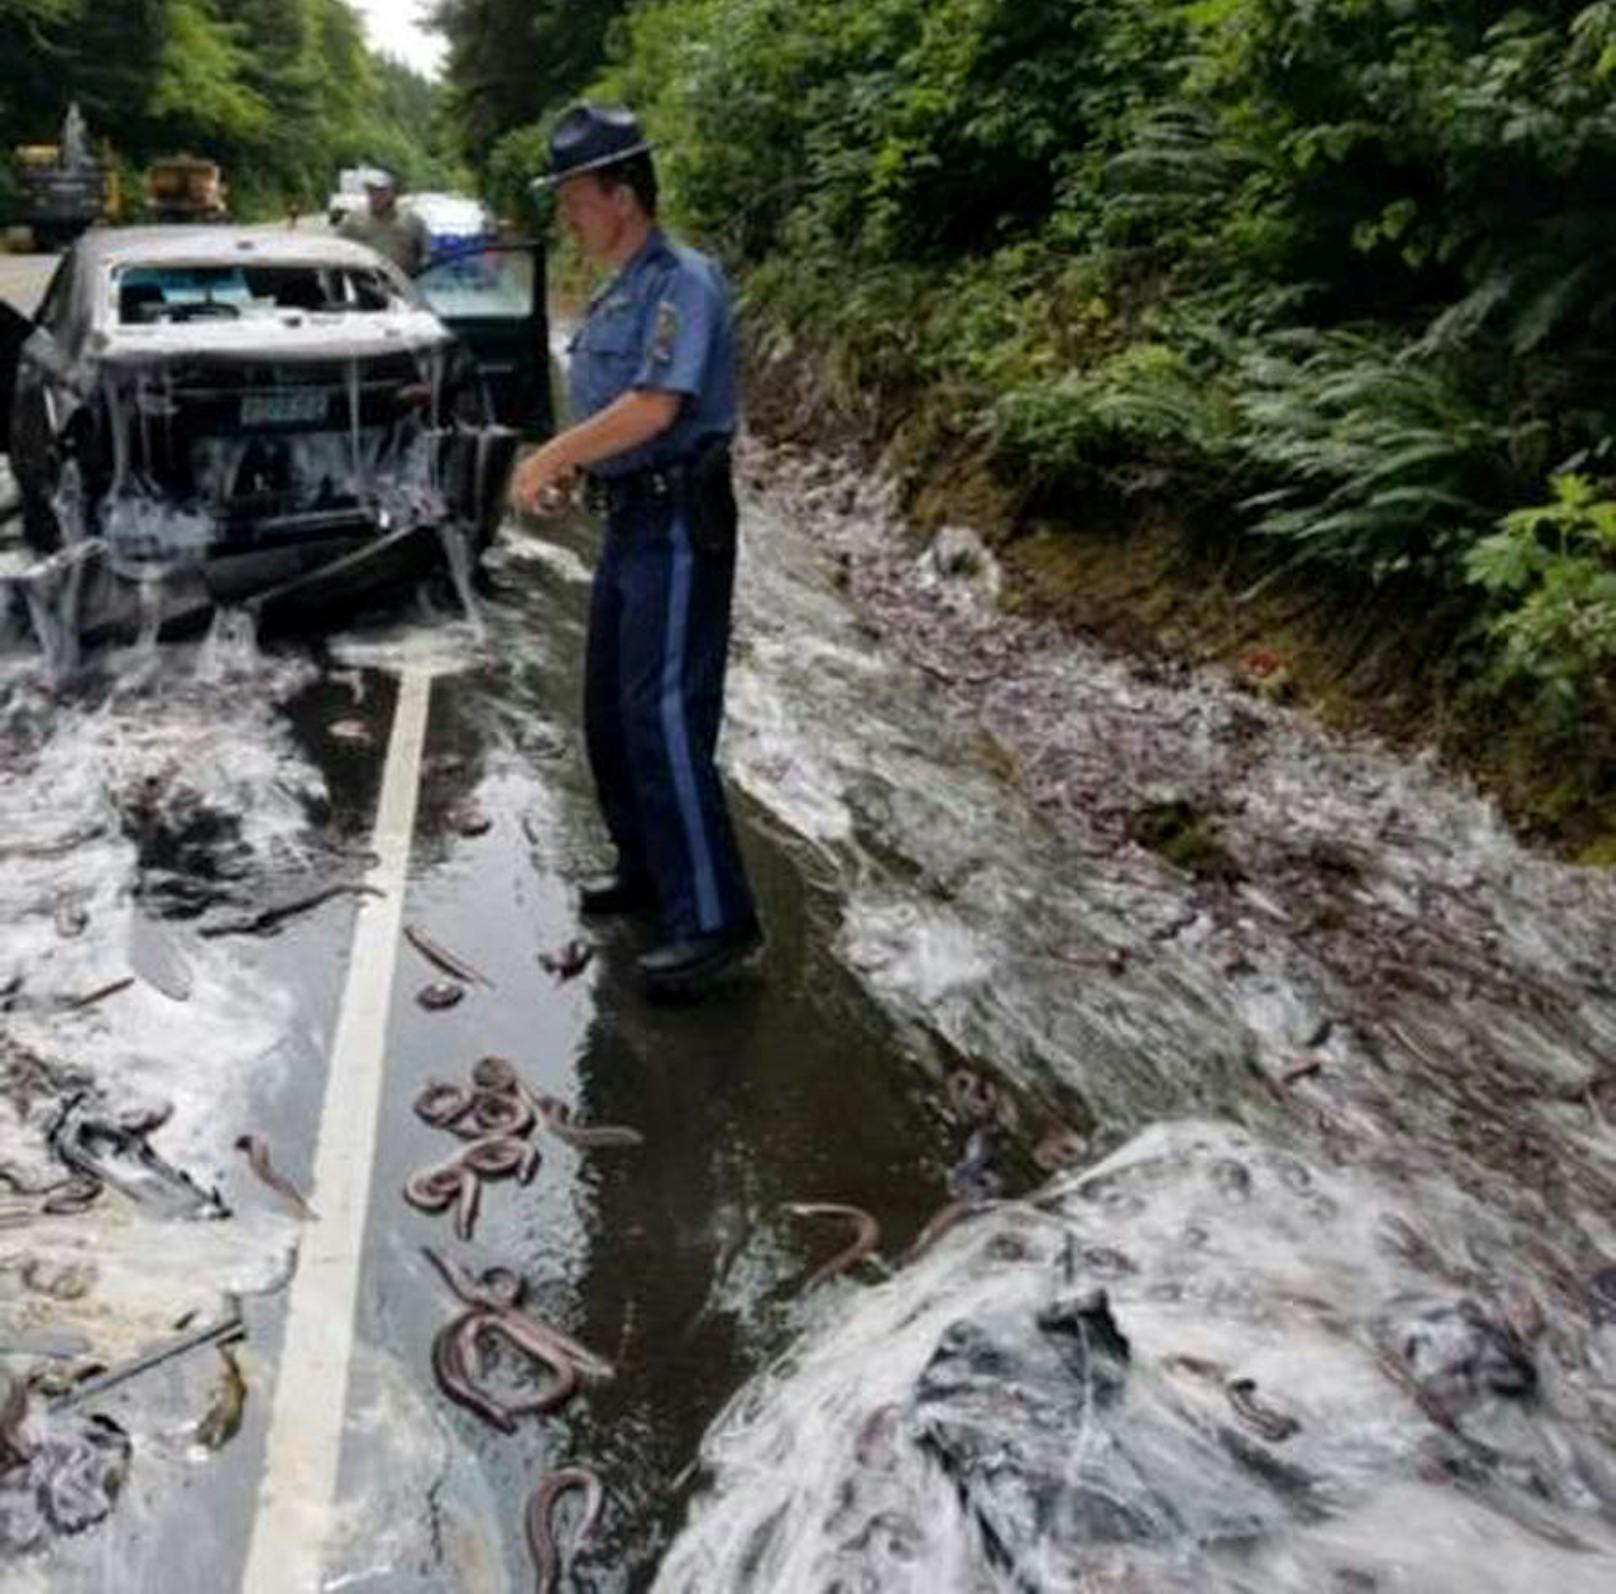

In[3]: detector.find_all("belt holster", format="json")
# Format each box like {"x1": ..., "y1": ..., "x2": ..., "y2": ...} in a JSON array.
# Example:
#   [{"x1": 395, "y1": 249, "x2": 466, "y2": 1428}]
[
  {"x1": 684, "y1": 438, "x2": 737, "y2": 554},
  {"x1": 588, "y1": 437, "x2": 736, "y2": 553}
]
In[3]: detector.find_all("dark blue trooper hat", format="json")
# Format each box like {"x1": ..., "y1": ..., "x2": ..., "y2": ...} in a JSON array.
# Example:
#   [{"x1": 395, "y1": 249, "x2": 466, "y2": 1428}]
[{"x1": 531, "y1": 103, "x2": 654, "y2": 192}]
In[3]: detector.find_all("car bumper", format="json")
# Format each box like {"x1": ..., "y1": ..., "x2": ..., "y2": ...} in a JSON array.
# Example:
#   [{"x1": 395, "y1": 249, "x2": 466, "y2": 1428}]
[{"x1": 11, "y1": 516, "x2": 469, "y2": 650}]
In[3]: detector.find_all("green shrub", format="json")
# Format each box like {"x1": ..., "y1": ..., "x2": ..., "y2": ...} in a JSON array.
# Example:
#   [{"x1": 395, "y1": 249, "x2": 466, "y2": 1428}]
[{"x1": 1467, "y1": 472, "x2": 1616, "y2": 725}]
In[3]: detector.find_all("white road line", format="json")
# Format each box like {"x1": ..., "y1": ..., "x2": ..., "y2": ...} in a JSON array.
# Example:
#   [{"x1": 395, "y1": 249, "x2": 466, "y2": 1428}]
[{"x1": 242, "y1": 666, "x2": 433, "y2": 1594}]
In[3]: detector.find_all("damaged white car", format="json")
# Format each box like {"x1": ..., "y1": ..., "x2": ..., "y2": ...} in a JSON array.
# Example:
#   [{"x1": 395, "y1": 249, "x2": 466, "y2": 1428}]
[{"x1": 0, "y1": 226, "x2": 551, "y2": 646}]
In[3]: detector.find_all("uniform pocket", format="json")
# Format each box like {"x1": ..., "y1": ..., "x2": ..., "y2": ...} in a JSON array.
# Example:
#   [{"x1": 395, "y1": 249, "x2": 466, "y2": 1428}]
[
  {"x1": 574, "y1": 313, "x2": 643, "y2": 413},
  {"x1": 580, "y1": 317, "x2": 641, "y2": 368}
]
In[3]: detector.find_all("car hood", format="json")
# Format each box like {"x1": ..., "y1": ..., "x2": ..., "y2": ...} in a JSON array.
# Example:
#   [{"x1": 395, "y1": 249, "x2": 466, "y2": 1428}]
[{"x1": 92, "y1": 310, "x2": 456, "y2": 368}]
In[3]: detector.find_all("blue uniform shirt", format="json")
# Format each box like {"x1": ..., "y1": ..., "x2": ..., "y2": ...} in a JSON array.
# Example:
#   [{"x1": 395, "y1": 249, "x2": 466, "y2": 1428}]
[{"x1": 566, "y1": 228, "x2": 738, "y2": 479}]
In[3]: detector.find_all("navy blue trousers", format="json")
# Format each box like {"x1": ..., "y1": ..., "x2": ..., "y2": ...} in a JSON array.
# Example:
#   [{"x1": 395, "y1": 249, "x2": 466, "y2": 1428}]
[{"x1": 584, "y1": 498, "x2": 756, "y2": 942}]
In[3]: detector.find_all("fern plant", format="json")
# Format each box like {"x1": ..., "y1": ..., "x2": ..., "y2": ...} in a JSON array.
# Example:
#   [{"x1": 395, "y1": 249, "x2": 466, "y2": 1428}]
[{"x1": 1232, "y1": 332, "x2": 1507, "y2": 581}]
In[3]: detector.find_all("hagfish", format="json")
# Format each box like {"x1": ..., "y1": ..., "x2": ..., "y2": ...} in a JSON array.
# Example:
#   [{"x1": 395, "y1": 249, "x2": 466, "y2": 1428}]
[
  {"x1": 234, "y1": 1134, "x2": 317, "y2": 1220},
  {"x1": 402, "y1": 1136, "x2": 538, "y2": 1241},
  {"x1": 783, "y1": 1202, "x2": 882, "y2": 1291},
  {"x1": 421, "y1": 1247, "x2": 612, "y2": 1434},
  {"x1": 471, "y1": 1057, "x2": 642, "y2": 1150},
  {"x1": 405, "y1": 923, "x2": 494, "y2": 988},
  {"x1": 526, "y1": 1466, "x2": 604, "y2": 1594},
  {"x1": 534, "y1": 1094, "x2": 644, "y2": 1150}
]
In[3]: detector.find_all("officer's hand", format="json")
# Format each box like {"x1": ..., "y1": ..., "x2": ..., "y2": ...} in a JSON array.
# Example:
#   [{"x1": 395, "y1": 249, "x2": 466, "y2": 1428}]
[{"x1": 509, "y1": 445, "x2": 577, "y2": 517}]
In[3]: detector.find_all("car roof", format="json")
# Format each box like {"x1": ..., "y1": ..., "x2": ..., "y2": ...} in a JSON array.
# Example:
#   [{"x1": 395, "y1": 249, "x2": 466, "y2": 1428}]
[
  {"x1": 52, "y1": 226, "x2": 448, "y2": 359},
  {"x1": 75, "y1": 226, "x2": 393, "y2": 273}
]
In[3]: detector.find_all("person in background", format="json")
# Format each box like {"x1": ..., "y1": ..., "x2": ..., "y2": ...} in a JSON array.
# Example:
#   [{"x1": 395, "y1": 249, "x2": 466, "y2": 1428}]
[
  {"x1": 338, "y1": 169, "x2": 428, "y2": 275},
  {"x1": 510, "y1": 103, "x2": 762, "y2": 999}
]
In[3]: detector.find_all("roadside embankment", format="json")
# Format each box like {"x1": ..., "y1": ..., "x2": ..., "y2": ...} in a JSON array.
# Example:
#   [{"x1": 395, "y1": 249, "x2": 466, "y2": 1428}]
[{"x1": 742, "y1": 323, "x2": 1616, "y2": 863}]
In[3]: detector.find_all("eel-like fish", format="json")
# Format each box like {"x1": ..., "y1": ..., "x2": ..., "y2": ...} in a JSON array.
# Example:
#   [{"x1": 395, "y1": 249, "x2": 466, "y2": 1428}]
[
  {"x1": 534, "y1": 1095, "x2": 644, "y2": 1150},
  {"x1": 473, "y1": 1057, "x2": 641, "y2": 1149},
  {"x1": 537, "y1": 939, "x2": 594, "y2": 982},
  {"x1": 234, "y1": 1135, "x2": 317, "y2": 1220},
  {"x1": 403, "y1": 1137, "x2": 537, "y2": 1240},
  {"x1": 405, "y1": 923, "x2": 495, "y2": 988},
  {"x1": 902, "y1": 1196, "x2": 990, "y2": 1264},
  {"x1": 783, "y1": 1202, "x2": 883, "y2": 1290},
  {"x1": 526, "y1": 1466, "x2": 604, "y2": 1594},
  {"x1": 1224, "y1": 1377, "x2": 1300, "y2": 1442},
  {"x1": 199, "y1": 883, "x2": 383, "y2": 939}
]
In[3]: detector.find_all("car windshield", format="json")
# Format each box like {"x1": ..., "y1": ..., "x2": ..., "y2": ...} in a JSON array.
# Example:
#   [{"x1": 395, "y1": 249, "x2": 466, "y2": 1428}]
[
  {"x1": 413, "y1": 247, "x2": 532, "y2": 319},
  {"x1": 114, "y1": 262, "x2": 405, "y2": 325}
]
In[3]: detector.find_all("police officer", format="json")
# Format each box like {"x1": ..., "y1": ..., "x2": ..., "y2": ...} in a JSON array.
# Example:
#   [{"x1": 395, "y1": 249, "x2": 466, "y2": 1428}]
[
  {"x1": 338, "y1": 169, "x2": 429, "y2": 275},
  {"x1": 511, "y1": 103, "x2": 761, "y2": 997}
]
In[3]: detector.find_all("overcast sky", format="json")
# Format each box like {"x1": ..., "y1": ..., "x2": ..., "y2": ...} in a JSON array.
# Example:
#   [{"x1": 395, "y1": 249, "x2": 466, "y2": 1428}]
[{"x1": 353, "y1": 0, "x2": 446, "y2": 79}]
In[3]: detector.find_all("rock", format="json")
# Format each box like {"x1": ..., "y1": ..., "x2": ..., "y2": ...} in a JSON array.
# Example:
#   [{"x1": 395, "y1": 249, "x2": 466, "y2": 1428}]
[
  {"x1": 1378, "y1": 1295, "x2": 1537, "y2": 1413},
  {"x1": 924, "y1": 526, "x2": 1002, "y2": 605},
  {"x1": 931, "y1": 526, "x2": 989, "y2": 578}
]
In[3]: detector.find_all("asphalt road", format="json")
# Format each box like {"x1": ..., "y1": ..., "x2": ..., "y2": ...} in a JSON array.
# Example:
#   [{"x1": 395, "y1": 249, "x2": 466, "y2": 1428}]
[{"x1": 0, "y1": 248, "x2": 52, "y2": 317}]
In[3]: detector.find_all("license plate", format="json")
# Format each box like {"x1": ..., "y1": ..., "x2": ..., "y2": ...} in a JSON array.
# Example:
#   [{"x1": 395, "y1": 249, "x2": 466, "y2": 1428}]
[{"x1": 241, "y1": 390, "x2": 328, "y2": 426}]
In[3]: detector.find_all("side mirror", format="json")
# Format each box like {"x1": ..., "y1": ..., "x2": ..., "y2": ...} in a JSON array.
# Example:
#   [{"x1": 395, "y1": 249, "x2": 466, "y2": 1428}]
[{"x1": 0, "y1": 301, "x2": 26, "y2": 452}]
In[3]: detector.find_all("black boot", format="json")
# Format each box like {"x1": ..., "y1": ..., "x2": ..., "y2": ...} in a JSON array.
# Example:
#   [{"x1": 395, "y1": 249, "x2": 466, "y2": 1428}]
[
  {"x1": 637, "y1": 923, "x2": 764, "y2": 997},
  {"x1": 577, "y1": 873, "x2": 656, "y2": 916}
]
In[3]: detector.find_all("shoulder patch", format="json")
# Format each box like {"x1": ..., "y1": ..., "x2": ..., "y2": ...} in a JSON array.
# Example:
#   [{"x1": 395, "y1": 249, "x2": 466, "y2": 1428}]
[{"x1": 650, "y1": 299, "x2": 680, "y2": 365}]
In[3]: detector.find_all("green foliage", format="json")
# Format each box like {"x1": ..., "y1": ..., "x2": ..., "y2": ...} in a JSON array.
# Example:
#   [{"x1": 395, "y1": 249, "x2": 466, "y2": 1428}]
[
  {"x1": 603, "y1": 0, "x2": 1186, "y2": 262},
  {"x1": 389, "y1": 0, "x2": 1616, "y2": 761},
  {"x1": 430, "y1": 0, "x2": 630, "y2": 175},
  {"x1": 486, "y1": 120, "x2": 556, "y2": 229},
  {"x1": 1467, "y1": 473, "x2": 1616, "y2": 723},
  {"x1": 150, "y1": 0, "x2": 268, "y2": 147},
  {"x1": 564, "y1": 0, "x2": 1616, "y2": 744},
  {"x1": 993, "y1": 341, "x2": 1227, "y2": 494}
]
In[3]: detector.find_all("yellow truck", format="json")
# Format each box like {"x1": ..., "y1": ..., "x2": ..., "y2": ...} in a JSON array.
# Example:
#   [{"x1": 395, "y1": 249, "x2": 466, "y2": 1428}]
[{"x1": 145, "y1": 155, "x2": 228, "y2": 223}]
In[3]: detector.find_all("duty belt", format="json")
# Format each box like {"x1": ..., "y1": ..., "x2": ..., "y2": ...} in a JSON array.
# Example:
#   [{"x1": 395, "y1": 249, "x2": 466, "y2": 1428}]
[
  {"x1": 586, "y1": 465, "x2": 683, "y2": 514},
  {"x1": 586, "y1": 441, "x2": 730, "y2": 517}
]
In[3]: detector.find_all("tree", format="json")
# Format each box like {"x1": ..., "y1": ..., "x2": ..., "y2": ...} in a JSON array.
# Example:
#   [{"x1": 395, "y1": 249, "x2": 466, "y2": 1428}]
[
  {"x1": 429, "y1": 0, "x2": 629, "y2": 171},
  {"x1": 151, "y1": 0, "x2": 269, "y2": 148}
]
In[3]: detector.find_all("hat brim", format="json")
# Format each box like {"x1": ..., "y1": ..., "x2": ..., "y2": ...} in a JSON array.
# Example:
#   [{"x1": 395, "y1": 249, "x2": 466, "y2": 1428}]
[{"x1": 529, "y1": 140, "x2": 655, "y2": 191}]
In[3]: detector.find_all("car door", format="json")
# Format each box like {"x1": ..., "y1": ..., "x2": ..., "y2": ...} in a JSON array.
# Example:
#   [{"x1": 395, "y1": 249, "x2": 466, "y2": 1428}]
[
  {"x1": 7, "y1": 251, "x2": 77, "y2": 505},
  {"x1": 412, "y1": 241, "x2": 553, "y2": 438},
  {"x1": 0, "y1": 299, "x2": 28, "y2": 455}
]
